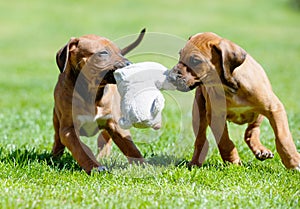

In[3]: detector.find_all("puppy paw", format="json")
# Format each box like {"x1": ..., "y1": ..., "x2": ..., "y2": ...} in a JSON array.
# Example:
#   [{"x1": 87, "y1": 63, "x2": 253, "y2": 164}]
[
  {"x1": 188, "y1": 161, "x2": 202, "y2": 167},
  {"x1": 51, "y1": 144, "x2": 65, "y2": 158},
  {"x1": 292, "y1": 163, "x2": 300, "y2": 171},
  {"x1": 185, "y1": 161, "x2": 201, "y2": 171},
  {"x1": 254, "y1": 148, "x2": 274, "y2": 161},
  {"x1": 97, "y1": 166, "x2": 108, "y2": 172},
  {"x1": 89, "y1": 166, "x2": 109, "y2": 175},
  {"x1": 231, "y1": 158, "x2": 242, "y2": 165}
]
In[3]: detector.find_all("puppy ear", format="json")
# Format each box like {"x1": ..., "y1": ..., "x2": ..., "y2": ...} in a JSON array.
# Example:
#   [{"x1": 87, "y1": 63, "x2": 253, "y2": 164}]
[
  {"x1": 212, "y1": 39, "x2": 247, "y2": 89},
  {"x1": 56, "y1": 38, "x2": 79, "y2": 73}
]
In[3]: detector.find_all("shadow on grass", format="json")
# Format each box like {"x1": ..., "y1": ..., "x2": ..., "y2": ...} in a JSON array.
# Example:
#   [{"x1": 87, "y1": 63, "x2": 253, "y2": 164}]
[
  {"x1": 0, "y1": 146, "x2": 229, "y2": 172},
  {"x1": 0, "y1": 147, "x2": 81, "y2": 172},
  {"x1": 144, "y1": 152, "x2": 237, "y2": 170},
  {"x1": 0, "y1": 147, "x2": 190, "y2": 172},
  {"x1": 0, "y1": 146, "x2": 276, "y2": 173},
  {"x1": 98, "y1": 153, "x2": 189, "y2": 170},
  {"x1": 149, "y1": 155, "x2": 280, "y2": 173},
  {"x1": 146, "y1": 154, "x2": 188, "y2": 167}
]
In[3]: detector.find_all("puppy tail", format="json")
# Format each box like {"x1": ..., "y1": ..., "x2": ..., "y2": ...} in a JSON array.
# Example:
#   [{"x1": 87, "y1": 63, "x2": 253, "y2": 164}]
[{"x1": 121, "y1": 28, "x2": 146, "y2": 55}]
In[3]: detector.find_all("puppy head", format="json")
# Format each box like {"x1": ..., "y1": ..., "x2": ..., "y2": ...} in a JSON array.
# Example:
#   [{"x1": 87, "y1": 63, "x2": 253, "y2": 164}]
[
  {"x1": 56, "y1": 35, "x2": 130, "y2": 84},
  {"x1": 170, "y1": 32, "x2": 247, "y2": 92},
  {"x1": 56, "y1": 29, "x2": 146, "y2": 85}
]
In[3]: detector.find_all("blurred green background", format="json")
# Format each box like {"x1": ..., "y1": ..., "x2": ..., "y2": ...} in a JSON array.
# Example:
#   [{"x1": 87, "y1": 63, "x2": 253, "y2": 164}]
[{"x1": 1, "y1": 0, "x2": 300, "y2": 107}]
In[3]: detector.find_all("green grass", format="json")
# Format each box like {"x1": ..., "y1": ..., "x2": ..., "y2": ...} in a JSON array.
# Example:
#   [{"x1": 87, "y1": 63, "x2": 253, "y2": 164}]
[{"x1": 1, "y1": 0, "x2": 300, "y2": 208}]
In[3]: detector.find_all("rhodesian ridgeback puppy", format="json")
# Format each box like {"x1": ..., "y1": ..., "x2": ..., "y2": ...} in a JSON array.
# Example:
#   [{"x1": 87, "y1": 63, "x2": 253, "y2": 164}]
[
  {"x1": 169, "y1": 32, "x2": 300, "y2": 170},
  {"x1": 52, "y1": 29, "x2": 146, "y2": 174}
]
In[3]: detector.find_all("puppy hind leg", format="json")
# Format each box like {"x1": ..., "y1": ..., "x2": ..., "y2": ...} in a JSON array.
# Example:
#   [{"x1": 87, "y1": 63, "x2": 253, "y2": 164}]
[
  {"x1": 244, "y1": 114, "x2": 274, "y2": 160},
  {"x1": 265, "y1": 98, "x2": 300, "y2": 169}
]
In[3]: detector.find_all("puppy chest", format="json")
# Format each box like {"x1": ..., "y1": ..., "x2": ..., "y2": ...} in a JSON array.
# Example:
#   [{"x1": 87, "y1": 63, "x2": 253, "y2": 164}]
[{"x1": 226, "y1": 106, "x2": 258, "y2": 125}]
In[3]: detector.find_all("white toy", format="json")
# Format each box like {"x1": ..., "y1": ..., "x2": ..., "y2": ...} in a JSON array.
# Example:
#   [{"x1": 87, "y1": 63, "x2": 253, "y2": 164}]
[{"x1": 113, "y1": 62, "x2": 176, "y2": 130}]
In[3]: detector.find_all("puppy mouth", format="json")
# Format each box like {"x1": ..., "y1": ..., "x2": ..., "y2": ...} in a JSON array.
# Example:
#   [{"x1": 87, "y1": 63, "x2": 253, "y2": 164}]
[
  {"x1": 101, "y1": 69, "x2": 117, "y2": 84},
  {"x1": 167, "y1": 69, "x2": 202, "y2": 92},
  {"x1": 99, "y1": 61, "x2": 132, "y2": 85}
]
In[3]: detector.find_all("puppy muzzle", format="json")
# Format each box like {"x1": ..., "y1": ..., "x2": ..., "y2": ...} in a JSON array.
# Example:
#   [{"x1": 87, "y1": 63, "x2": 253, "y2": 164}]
[
  {"x1": 114, "y1": 59, "x2": 131, "y2": 69},
  {"x1": 167, "y1": 67, "x2": 195, "y2": 92},
  {"x1": 103, "y1": 59, "x2": 132, "y2": 84}
]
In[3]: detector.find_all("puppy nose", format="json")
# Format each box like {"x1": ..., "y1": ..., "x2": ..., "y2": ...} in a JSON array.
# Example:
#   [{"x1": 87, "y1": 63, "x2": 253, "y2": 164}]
[
  {"x1": 114, "y1": 60, "x2": 132, "y2": 69},
  {"x1": 114, "y1": 62, "x2": 125, "y2": 69},
  {"x1": 125, "y1": 60, "x2": 132, "y2": 66}
]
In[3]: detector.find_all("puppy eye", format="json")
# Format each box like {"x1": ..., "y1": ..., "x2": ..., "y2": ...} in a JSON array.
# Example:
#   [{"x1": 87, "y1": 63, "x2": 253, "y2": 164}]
[
  {"x1": 189, "y1": 56, "x2": 202, "y2": 67},
  {"x1": 97, "y1": 50, "x2": 109, "y2": 56}
]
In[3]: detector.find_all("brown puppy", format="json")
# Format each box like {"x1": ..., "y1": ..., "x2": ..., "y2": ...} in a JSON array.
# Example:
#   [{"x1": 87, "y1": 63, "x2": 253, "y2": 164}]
[
  {"x1": 53, "y1": 29, "x2": 145, "y2": 174},
  {"x1": 170, "y1": 32, "x2": 300, "y2": 170}
]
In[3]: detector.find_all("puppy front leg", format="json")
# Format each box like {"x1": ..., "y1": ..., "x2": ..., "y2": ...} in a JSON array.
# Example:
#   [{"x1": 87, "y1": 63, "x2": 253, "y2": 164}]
[
  {"x1": 205, "y1": 87, "x2": 240, "y2": 164},
  {"x1": 190, "y1": 88, "x2": 209, "y2": 167},
  {"x1": 106, "y1": 121, "x2": 144, "y2": 164},
  {"x1": 52, "y1": 109, "x2": 65, "y2": 157},
  {"x1": 211, "y1": 122, "x2": 241, "y2": 164},
  {"x1": 59, "y1": 126, "x2": 103, "y2": 174},
  {"x1": 265, "y1": 97, "x2": 300, "y2": 170}
]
